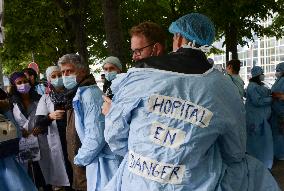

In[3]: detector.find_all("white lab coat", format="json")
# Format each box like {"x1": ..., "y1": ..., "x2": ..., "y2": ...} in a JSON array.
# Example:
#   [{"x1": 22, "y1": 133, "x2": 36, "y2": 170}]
[
  {"x1": 35, "y1": 94, "x2": 70, "y2": 186},
  {"x1": 12, "y1": 102, "x2": 52, "y2": 184}
]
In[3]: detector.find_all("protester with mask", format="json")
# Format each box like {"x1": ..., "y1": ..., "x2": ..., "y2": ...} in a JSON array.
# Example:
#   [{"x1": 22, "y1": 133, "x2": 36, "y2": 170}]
[
  {"x1": 226, "y1": 59, "x2": 245, "y2": 98},
  {"x1": 9, "y1": 72, "x2": 51, "y2": 190},
  {"x1": 130, "y1": 21, "x2": 166, "y2": 62},
  {"x1": 34, "y1": 66, "x2": 72, "y2": 190},
  {"x1": 59, "y1": 54, "x2": 120, "y2": 191},
  {"x1": 23, "y1": 68, "x2": 46, "y2": 95},
  {"x1": 103, "y1": 13, "x2": 279, "y2": 191},
  {"x1": 0, "y1": 87, "x2": 37, "y2": 191},
  {"x1": 245, "y1": 66, "x2": 273, "y2": 169},
  {"x1": 102, "y1": 56, "x2": 122, "y2": 99},
  {"x1": 271, "y1": 62, "x2": 284, "y2": 160}
]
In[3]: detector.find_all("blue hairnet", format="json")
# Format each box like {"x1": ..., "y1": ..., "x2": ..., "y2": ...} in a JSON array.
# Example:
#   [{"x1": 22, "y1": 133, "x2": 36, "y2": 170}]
[
  {"x1": 276, "y1": 62, "x2": 284, "y2": 72},
  {"x1": 251, "y1": 66, "x2": 263, "y2": 78},
  {"x1": 169, "y1": 13, "x2": 215, "y2": 46}
]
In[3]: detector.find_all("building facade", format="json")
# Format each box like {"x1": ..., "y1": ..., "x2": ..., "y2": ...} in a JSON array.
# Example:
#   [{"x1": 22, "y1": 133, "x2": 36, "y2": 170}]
[{"x1": 212, "y1": 21, "x2": 284, "y2": 87}]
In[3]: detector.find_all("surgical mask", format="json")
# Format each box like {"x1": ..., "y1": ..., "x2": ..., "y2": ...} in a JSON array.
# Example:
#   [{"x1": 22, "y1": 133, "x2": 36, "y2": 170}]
[
  {"x1": 259, "y1": 74, "x2": 265, "y2": 81},
  {"x1": 62, "y1": 75, "x2": 78, "y2": 89},
  {"x1": 16, "y1": 83, "x2": 31, "y2": 94},
  {"x1": 50, "y1": 77, "x2": 64, "y2": 88},
  {"x1": 105, "y1": 71, "x2": 117, "y2": 81},
  {"x1": 275, "y1": 72, "x2": 282, "y2": 79}
]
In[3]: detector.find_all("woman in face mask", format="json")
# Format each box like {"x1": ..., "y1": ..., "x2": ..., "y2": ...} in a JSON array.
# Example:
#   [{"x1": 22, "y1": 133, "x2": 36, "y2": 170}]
[
  {"x1": 271, "y1": 62, "x2": 284, "y2": 160},
  {"x1": 34, "y1": 66, "x2": 71, "y2": 190},
  {"x1": 245, "y1": 66, "x2": 274, "y2": 169},
  {"x1": 102, "y1": 56, "x2": 122, "y2": 99},
  {"x1": 9, "y1": 72, "x2": 50, "y2": 190}
]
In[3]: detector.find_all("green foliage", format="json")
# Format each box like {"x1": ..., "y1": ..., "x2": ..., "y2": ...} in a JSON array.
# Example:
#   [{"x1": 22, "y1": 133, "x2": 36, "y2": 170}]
[{"x1": 1, "y1": 0, "x2": 284, "y2": 75}]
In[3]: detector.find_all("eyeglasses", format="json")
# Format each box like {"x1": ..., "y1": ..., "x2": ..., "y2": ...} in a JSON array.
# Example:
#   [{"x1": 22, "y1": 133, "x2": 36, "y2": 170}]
[{"x1": 131, "y1": 43, "x2": 155, "y2": 56}]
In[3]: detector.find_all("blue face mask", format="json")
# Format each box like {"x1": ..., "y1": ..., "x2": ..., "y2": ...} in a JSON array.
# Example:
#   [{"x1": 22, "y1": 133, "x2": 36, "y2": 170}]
[
  {"x1": 50, "y1": 77, "x2": 64, "y2": 88},
  {"x1": 105, "y1": 71, "x2": 117, "y2": 81},
  {"x1": 62, "y1": 75, "x2": 78, "y2": 89}
]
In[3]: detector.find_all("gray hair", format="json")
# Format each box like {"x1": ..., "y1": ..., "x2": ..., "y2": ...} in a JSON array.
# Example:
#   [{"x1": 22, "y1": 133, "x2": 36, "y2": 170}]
[{"x1": 58, "y1": 53, "x2": 88, "y2": 70}]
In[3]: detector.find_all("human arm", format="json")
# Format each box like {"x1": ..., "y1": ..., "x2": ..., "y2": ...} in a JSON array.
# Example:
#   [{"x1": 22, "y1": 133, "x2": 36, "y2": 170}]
[
  {"x1": 247, "y1": 85, "x2": 272, "y2": 106},
  {"x1": 74, "y1": 89, "x2": 106, "y2": 166}
]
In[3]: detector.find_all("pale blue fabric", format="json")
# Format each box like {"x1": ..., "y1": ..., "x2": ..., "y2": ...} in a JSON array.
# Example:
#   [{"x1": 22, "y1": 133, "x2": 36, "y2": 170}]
[
  {"x1": 251, "y1": 66, "x2": 263, "y2": 78},
  {"x1": 73, "y1": 85, "x2": 120, "y2": 191},
  {"x1": 104, "y1": 68, "x2": 280, "y2": 191},
  {"x1": 271, "y1": 77, "x2": 284, "y2": 159},
  {"x1": 169, "y1": 13, "x2": 215, "y2": 46},
  {"x1": 0, "y1": 111, "x2": 37, "y2": 191},
  {"x1": 0, "y1": 156, "x2": 37, "y2": 191},
  {"x1": 36, "y1": 83, "x2": 46, "y2": 95},
  {"x1": 226, "y1": 74, "x2": 245, "y2": 98},
  {"x1": 245, "y1": 82, "x2": 273, "y2": 168}
]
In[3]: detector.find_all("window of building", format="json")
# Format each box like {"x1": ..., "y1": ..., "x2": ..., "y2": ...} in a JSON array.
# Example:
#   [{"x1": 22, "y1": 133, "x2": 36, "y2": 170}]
[{"x1": 279, "y1": 46, "x2": 284, "y2": 54}]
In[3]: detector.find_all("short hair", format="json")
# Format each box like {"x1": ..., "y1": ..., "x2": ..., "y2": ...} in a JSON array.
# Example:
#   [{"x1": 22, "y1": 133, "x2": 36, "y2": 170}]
[
  {"x1": 130, "y1": 21, "x2": 166, "y2": 47},
  {"x1": 226, "y1": 59, "x2": 241, "y2": 74},
  {"x1": 58, "y1": 53, "x2": 89, "y2": 71},
  {"x1": 23, "y1": 68, "x2": 38, "y2": 80}
]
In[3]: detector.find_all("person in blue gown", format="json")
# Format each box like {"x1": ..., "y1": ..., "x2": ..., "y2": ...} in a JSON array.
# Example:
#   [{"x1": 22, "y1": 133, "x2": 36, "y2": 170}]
[{"x1": 245, "y1": 66, "x2": 273, "y2": 169}]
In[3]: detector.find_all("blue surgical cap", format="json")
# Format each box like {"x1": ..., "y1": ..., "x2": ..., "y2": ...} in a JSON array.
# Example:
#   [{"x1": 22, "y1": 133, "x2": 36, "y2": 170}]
[
  {"x1": 169, "y1": 13, "x2": 215, "y2": 46},
  {"x1": 251, "y1": 66, "x2": 263, "y2": 78},
  {"x1": 276, "y1": 62, "x2": 284, "y2": 72}
]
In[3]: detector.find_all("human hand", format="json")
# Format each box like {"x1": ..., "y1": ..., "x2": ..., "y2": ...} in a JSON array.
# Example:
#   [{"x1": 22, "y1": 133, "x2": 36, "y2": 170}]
[
  {"x1": 21, "y1": 128, "x2": 30, "y2": 138},
  {"x1": 102, "y1": 95, "x2": 112, "y2": 116},
  {"x1": 272, "y1": 92, "x2": 284, "y2": 100},
  {"x1": 32, "y1": 127, "x2": 43, "y2": 136},
  {"x1": 48, "y1": 110, "x2": 65, "y2": 120}
]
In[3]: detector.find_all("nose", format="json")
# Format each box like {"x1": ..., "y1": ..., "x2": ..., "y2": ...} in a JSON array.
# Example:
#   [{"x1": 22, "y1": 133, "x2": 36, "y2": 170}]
[
  {"x1": 132, "y1": 54, "x2": 139, "y2": 62},
  {"x1": 62, "y1": 71, "x2": 69, "y2": 76}
]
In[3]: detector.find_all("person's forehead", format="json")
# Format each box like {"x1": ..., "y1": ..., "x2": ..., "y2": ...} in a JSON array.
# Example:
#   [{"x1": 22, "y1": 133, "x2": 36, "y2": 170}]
[
  {"x1": 51, "y1": 70, "x2": 61, "y2": 75},
  {"x1": 60, "y1": 63, "x2": 76, "y2": 70},
  {"x1": 103, "y1": 63, "x2": 117, "y2": 69},
  {"x1": 131, "y1": 35, "x2": 149, "y2": 48},
  {"x1": 15, "y1": 76, "x2": 27, "y2": 83}
]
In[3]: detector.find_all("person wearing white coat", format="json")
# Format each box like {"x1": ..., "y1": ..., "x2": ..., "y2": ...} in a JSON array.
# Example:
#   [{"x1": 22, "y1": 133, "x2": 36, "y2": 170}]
[
  {"x1": 35, "y1": 66, "x2": 71, "y2": 190},
  {"x1": 10, "y1": 71, "x2": 49, "y2": 190}
]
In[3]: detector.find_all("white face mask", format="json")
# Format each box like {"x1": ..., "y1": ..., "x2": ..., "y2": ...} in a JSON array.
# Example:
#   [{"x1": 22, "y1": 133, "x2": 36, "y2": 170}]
[
  {"x1": 259, "y1": 74, "x2": 265, "y2": 81},
  {"x1": 275, "y1": 72, "x2": 282, "y2": 79}
]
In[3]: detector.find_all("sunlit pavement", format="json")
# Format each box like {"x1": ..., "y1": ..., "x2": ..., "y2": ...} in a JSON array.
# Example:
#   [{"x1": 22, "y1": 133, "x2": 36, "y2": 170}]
[{"x1": 272, "y1": 160, "x2": 284, "y2": 190}]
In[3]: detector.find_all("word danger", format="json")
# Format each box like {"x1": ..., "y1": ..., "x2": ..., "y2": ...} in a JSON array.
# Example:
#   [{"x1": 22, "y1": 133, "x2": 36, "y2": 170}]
[
  {"x1": 148, "y1": 95, "x2": 213, "y2": 128},
  {"x1": 128, "y1": 151, "x2": 185, "y2": 184},
  {"x1": 150, "y1": 122, "x2": 185, "y2": 149}
]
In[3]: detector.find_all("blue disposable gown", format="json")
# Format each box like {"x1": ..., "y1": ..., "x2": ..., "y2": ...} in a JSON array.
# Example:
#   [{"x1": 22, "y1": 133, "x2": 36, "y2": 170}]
[
  {"x1": 271, "y1": 77, "x2": 284, "y2": 159},
  {"x1": 104, "y1": 68, "x2": 280, "y2": 191},
  {"x1": 73, "y1": 85, "x2": 121, "y2": 191},
  {"x1": 245, "y1": 82, "x2": 273, "y2": 168},
  {"x1": 225, "y1": 74, "x2": 245, "y2": 98}
]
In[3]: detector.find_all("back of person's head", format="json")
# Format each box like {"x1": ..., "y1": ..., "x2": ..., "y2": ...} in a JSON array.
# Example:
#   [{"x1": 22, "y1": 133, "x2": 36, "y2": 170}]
[
  {"x1": 23, "y1": 68, "x2": 38, "y2": 81},
  {"x1": 226, "y1": 59, "x2": 241, "y2": 74},
  {"x1": 169, "y1": 13, "x2": 215, "y2": 47},
  {"x1": 276, "y1": 62, "x2": 284, "y2": 73},
  {"x1": 130, "y1": 21, "x2": 166, "y2": 47},
  {"x1": 58, "y1": 53, "x2": 89, "y2": 72}
]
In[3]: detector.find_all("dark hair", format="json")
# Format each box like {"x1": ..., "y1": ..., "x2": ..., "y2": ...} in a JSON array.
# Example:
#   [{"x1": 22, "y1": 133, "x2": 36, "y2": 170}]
[
  {"x1": 249, "y1": 76, "x2": 263, "y2": 86},
  {"x1": 130, "y1": 21, "x2": 166, "y2": 47},
  {"x1": 22, "y1": 68, "x2": 38, "y2": 80},
  {"x1": 227, "y1": 59, "x2": 241, "y2": 74}
]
